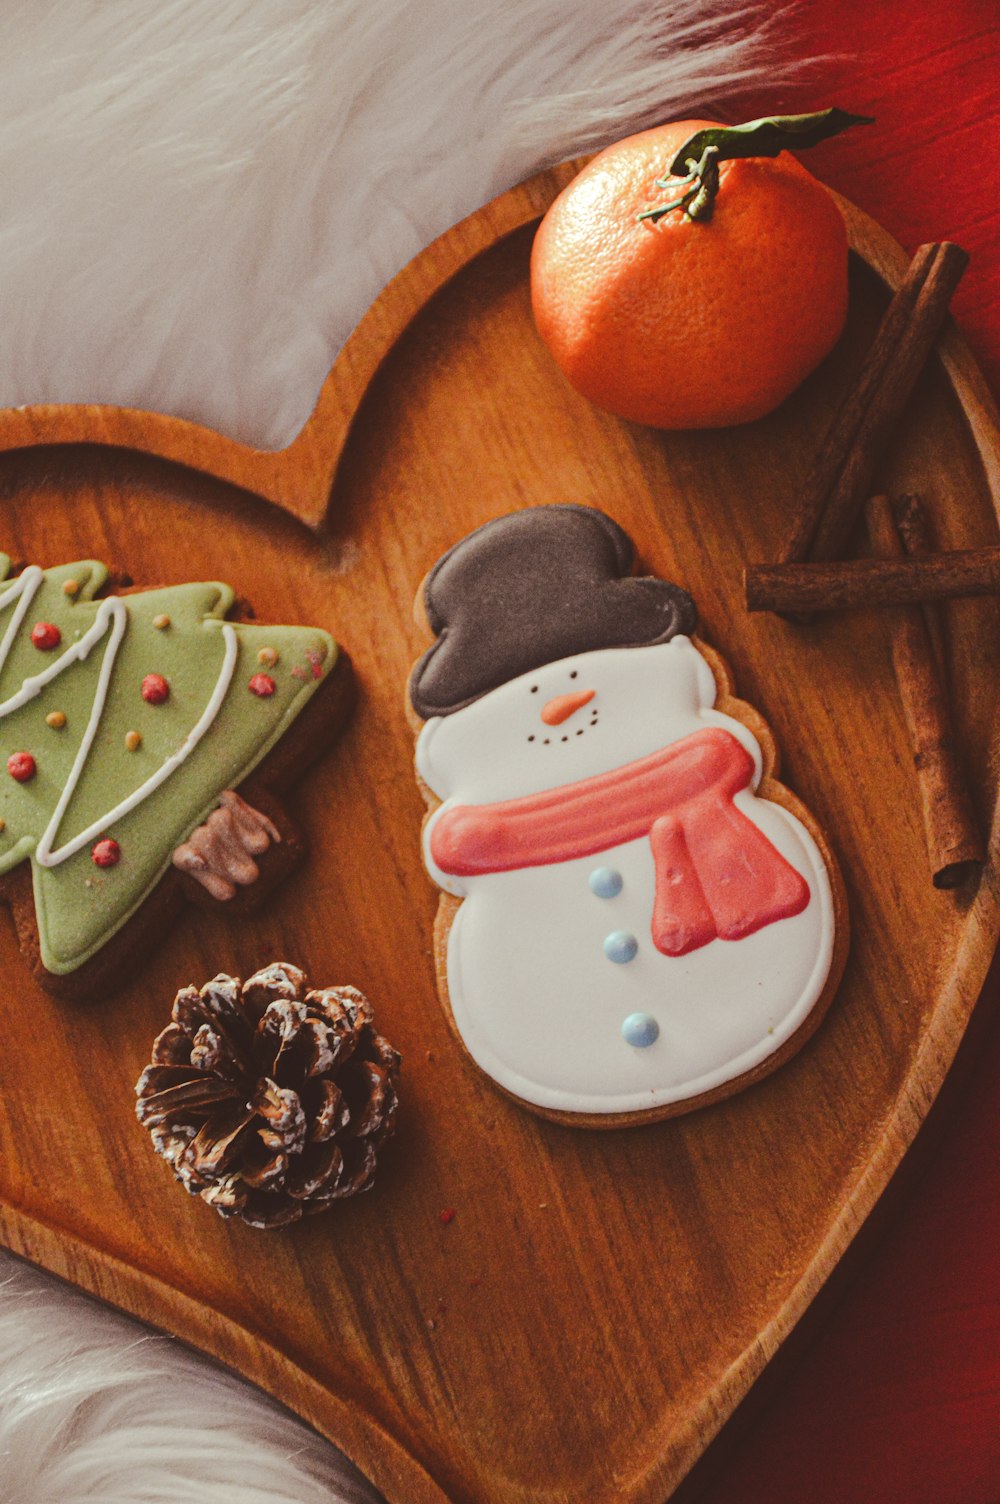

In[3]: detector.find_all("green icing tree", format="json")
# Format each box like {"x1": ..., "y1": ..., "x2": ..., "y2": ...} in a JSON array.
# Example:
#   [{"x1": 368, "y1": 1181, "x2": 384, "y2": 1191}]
[{"x1": 0, "y1": 555, "x2": 337, "y2": 975}]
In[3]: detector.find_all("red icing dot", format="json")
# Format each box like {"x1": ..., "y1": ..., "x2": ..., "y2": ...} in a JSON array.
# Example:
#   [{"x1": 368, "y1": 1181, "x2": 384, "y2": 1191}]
[
  {"x1": 439, "y1": 1207, "x2": 456, "y2": 1225},
  {"x1": 31, "y1": 622, "x2": 61, "y2": 651},
  {"x1": 248, "y1": 673, "x2": 276, "y2": 698},
  {"x1": 91, "y1": 838, "x2": 121, "y2": 868},
  {"x1": 141, "y1": 673, "x2": 170, "y2": 704},
  {"x1": 7, "y1": 751, "x2": 35, "y2": 782}
]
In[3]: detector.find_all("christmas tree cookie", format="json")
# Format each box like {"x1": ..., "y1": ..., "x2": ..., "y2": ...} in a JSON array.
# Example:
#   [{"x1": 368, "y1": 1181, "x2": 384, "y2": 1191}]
[
  {"x1": 409, "y1": 506, "x2": 848, "y2": 1127},
  {"x1": 0, "y1": 555, "x2": 352, "y2": 995}
]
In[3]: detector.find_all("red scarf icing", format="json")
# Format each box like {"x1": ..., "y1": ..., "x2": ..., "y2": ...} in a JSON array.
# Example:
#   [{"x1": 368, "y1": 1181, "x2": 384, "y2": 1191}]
[{"x1": 430, "y1": 727, "x2": 809, "y2": 957}]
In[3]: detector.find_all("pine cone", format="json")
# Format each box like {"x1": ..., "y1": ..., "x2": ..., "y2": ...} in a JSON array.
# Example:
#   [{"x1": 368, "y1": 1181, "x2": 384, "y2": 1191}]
[{"x1": 135, "y1": 964, "x2": 400, "y2": 1228}]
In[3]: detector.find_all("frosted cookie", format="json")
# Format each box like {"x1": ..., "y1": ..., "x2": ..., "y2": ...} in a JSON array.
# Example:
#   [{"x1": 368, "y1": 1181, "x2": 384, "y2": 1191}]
[
  {"x1": 408, "y1": 505, "x2": 847, "y2": 1127},
  {"x1": 0, "y1": 555, "x2": 352, "y2": 997}
]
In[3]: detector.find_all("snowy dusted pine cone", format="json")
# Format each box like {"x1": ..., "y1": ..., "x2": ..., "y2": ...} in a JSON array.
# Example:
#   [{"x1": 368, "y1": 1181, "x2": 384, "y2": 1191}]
[{"x1": 135, "y1": 964, "x2": 400, "y2": 1229}]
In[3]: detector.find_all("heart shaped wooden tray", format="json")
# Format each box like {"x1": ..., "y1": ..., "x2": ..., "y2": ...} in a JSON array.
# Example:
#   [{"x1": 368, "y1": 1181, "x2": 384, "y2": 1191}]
[{"x1": 0, "y1": 162, "x2": 997, "y2": 1504}]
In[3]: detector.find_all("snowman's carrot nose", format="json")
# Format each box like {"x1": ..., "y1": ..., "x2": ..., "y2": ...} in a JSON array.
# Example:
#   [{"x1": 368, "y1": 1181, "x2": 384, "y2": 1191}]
[{"x1": 540, "y1": 689, "x2": 595, "y2": 725}]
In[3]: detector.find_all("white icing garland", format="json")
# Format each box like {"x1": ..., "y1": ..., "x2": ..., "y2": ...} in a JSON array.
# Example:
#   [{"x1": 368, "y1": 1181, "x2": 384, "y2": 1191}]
[
  {"x1": 0, "y1": 565, "x2": 238, "y2": 866},
  {"x1": 0, "y1": 565, "x2": 45, "y2": 685}
]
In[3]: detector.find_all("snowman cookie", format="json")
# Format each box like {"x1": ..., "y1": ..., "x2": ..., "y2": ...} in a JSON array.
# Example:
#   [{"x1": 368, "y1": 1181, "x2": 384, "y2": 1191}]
[{"x1": 409, "y1": 505, "x2": 847, "y2": 1127}]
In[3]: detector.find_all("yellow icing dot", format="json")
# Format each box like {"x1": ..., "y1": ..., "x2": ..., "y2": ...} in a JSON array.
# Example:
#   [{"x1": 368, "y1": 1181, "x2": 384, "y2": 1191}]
[
  {"x1": 46, "y1": 710, "x2": 67, "y2": 729},
  {"x1": 0, "y1": 818, "x2": 6, "y2": 833},
  {"x1": 62, "y1": 579, "x2": 79, "y2": 596},
  {"x1": 258, "y1": 646, "x2": 279, "y2": 667},
  {"x1": 125, "y1": 730, "x2": 142, "y2": 751},
  {"x1": 153, "y1": 613, "x2": 171, "y2": 630}
]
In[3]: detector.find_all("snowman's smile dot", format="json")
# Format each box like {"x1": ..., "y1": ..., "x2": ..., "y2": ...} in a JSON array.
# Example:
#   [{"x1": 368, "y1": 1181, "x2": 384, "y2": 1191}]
[
  {"x1": 528, "y1": 683, "x2": 598, "y2": 747},
  {"x1": 531, "y1": 711, "x2": 599, "y2": 746}
]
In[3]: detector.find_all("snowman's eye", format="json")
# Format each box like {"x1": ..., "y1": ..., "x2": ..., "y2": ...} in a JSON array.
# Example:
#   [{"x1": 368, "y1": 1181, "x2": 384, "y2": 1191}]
[
  {"x1": 530, "y1": 685, "x2": 538, "y2": 694},
  {"x1": 569, "y1": 670, "x2": 578, "y2": 679}
]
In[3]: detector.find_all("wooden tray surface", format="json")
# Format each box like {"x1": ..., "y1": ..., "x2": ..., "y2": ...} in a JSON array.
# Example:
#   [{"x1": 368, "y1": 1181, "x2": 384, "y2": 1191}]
[{"x1": 0, "y1": 162, "x2": 998, "y2": 1504}]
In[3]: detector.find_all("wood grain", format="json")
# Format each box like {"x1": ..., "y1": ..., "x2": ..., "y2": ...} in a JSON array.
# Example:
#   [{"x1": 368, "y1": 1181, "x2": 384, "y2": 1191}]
[{"x1": 0, "y1": 165, "x2": 997, "y2": 1504}]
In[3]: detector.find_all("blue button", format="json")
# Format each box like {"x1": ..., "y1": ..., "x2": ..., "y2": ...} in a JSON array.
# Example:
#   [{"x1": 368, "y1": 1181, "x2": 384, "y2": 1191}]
[
  {"x1": 589, "y1": 866, "x2": 623, "y2": 899},
  {"x1": 622, "y1": 1012, "x2": 659, "y2": 1048},
  {"x1": 604, "y1": 930, "x2": 638, "y2": 965}
]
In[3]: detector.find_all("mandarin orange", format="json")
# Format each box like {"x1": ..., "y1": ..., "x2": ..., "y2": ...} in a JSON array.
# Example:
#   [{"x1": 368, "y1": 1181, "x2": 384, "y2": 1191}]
[{"x1": 530, "y1": 118, "x2": 849, "y2": 429}]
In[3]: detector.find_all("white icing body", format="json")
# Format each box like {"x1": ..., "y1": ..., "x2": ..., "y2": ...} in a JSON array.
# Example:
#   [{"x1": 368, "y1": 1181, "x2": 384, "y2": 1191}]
[{"x1": 417, "y1": 638, "x2": 835, "y2": 1116}]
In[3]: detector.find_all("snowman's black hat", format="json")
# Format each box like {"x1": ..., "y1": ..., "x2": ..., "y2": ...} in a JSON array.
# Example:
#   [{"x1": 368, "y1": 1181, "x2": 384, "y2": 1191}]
[{"x1": 409, "y1": 504, "x2": 697, "y2": 719}]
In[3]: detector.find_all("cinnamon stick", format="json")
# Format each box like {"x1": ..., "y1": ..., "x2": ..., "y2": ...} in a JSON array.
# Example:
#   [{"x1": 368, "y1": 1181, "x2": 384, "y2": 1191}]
[
  {"x1": 865, "y1": 495, "x2": 984, "y2": 888},
  {"x1": 745, "y1": 545, "x2": 1000, "y2": 614},
  {"x1": 779, "y1": 241, "x2": 969, "y2": 567},
  {"x1": 893, "y1": 492, "x2": 935, "y2": 556},
  {"x1": 892, "y1": 493, "x2": 946, "y2": 668},
  {"x1": 780, "y1": 244, "x2": 936, "y2": 564}
]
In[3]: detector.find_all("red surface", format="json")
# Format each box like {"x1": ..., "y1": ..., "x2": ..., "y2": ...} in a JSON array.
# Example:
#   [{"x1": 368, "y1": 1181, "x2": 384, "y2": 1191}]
[{"x1": 691, "y1": 5, "x2": 1000, "y2": 1500}]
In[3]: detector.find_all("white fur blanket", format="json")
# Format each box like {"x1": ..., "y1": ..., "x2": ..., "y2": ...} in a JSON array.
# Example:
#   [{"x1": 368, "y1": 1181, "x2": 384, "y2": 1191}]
[{"x1": 0, "y1": 3, "x2": 785, "y2": 1499}]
